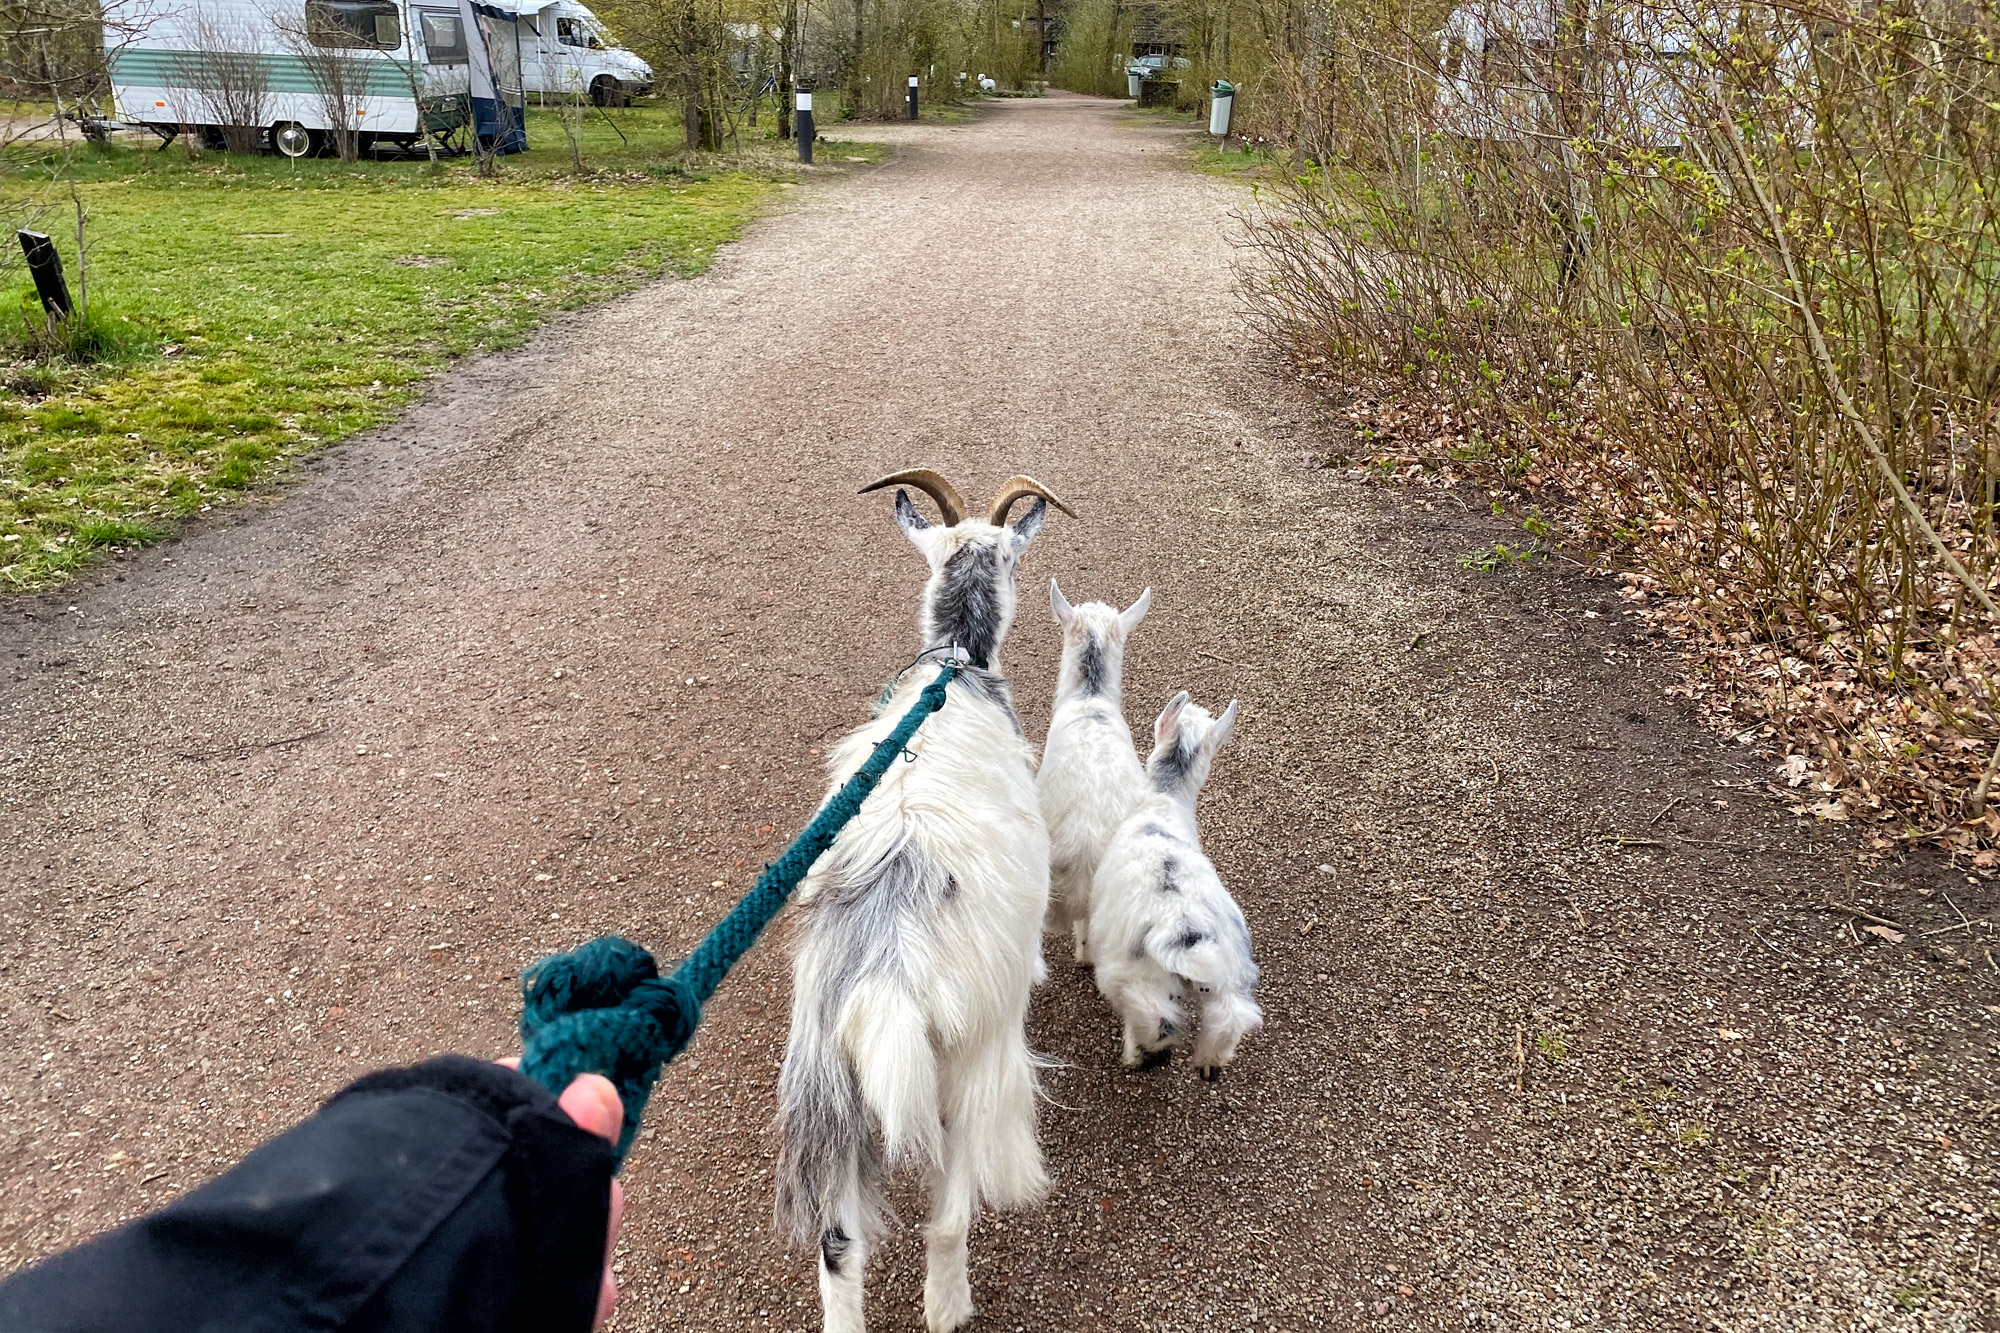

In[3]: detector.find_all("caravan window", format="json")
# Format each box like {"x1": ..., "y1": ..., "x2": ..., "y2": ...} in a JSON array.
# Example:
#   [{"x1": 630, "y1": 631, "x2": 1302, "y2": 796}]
[
  {"x1": 305, "y1": 0, "x2": 401, "y2": 49},
  {"x1": 418, "y1": 9, "x2": 468, "y2": 62}
]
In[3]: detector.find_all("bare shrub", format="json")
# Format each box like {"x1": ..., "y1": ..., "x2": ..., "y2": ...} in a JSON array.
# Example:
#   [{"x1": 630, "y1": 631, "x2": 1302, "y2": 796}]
[
  {"x1": 539, "y1": 48, "x2": 587, "y2": 167},
  {"x1": 177, "y1": 14, "x2": 273, "y2": 152},
  {"x1": 1241, "y1": 0, "x2": 2000, "y2": 840},
  {"x1": 277, "y1": 0, "x2": 403, "y2": 160}
]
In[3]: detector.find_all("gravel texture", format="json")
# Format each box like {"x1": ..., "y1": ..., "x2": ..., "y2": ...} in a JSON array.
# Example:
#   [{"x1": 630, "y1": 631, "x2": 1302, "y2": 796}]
[{"x1": 3, "y1": 94, "x2": 1997, "y2": 1331}]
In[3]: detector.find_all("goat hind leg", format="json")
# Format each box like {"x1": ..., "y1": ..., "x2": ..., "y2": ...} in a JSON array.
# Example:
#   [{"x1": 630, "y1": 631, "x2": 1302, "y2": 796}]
[
  {"x1": 1192, "y1": 989, "x2": 1259, "y2": 1080},
  {"x1": 1050, "y1": 863, "x2": 1092, "y2": 965},
  {"x1": 815, "y1": 1191, "x2": 868, "y2": 1333},
  {"x1": 922, "y1": 1130, "x2": 977, "y2": 1333}
]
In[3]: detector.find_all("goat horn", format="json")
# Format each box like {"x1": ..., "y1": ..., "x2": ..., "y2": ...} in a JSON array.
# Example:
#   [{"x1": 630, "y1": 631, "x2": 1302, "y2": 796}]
[
  {"x1": 987, "y1": 475, "x2": 1077, "y2": 526},
  {"x1": 858, "y1": 469, "x2": 968, "y2": 526}
]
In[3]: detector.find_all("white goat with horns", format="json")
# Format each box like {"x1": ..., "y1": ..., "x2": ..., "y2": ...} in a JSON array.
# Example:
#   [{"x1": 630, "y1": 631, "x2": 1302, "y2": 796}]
[
  {"x1": 1038, "y1": 579, "x2": 1151, "y2": 965},
  {"x1": 775, "y1": 468, "x2": 1073, "y2": 1333}
]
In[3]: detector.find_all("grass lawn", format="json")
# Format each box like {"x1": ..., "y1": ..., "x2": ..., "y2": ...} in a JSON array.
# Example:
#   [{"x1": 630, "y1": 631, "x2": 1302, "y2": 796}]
[
  {"x1": 0, "y1": 104, "x2": 879, "y2": 590},
  {"x1": 1192, "y1": 140, "x2": 1275, "y2": 178}
]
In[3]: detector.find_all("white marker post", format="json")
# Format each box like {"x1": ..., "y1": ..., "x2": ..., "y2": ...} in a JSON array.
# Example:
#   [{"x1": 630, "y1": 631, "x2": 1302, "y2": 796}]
[
  {"x1": 796, "y1": 84, "x2": 814, "y2": 164},
  {"x1": 907, "y1": 74, "x2": 919, "y2": 120}
]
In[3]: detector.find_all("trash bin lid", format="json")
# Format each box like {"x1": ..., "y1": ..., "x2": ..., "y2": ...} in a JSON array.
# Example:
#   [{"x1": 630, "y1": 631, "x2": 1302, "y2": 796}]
[{"x1": 1213, "y1": 79, "x2": 1235, "y2": 94}]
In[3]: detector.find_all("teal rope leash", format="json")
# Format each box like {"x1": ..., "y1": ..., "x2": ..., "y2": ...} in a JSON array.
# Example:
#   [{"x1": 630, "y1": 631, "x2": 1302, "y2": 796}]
[{"x1": 517, "y1": 662, "x2": 959, "y2": 1165}]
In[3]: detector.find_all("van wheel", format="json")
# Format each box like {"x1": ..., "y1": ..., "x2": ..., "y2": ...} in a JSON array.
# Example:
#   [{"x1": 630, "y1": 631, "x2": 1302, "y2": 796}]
[
  {"x1": 590, "y1": 76, "x2": 622, "y2": 107},
  {"x1": 271, "y1": 121, "x2": 315, "y2": 158}
]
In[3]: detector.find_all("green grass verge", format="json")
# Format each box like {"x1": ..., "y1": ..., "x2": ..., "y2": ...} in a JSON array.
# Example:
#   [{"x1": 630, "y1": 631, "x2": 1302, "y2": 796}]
[
  {"x1": 1192, "y1": 140, "x2": 1275, "y2": 179},
  {"x1": 1113, "y1": 103, "x2": 1273, "y2": 181},
  {"x1": 0, "y1": 104, "x2": 822, "y2": 590},
  {"x1": 915, "y1": 99, "x2": 981, "y2": 126}
]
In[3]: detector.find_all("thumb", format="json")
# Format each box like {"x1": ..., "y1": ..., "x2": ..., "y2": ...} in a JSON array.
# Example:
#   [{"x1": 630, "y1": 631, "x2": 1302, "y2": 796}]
[{"x1": 557, "y1": 1073, "x2": 624, "y2": 1146}]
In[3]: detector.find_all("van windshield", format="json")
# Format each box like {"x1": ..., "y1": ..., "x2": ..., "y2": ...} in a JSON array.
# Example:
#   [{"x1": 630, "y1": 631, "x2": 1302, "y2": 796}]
[
  {"x1": 556, "y1": 15, "x2": 604, "y2": 48},
  {"x1": 305, "y1": 0, "x2": 401, "y2": 49}
]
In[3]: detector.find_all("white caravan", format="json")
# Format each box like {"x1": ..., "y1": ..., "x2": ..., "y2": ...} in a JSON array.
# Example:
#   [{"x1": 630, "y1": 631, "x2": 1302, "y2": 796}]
[
  {"x1": 106, "y1": 0, "x2": 475, "y2": 155},
  {"x1": 503, "y1": 0, "x2": 652, "y2": 105},
  {"x1": 1430, "y1": 0, "x2": 1815, "y2": 150}
]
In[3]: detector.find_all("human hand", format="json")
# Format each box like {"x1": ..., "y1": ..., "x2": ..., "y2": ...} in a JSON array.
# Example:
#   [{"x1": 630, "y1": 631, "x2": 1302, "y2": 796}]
[{"x1": 500, "y1": 1060, "x2": 625, "y2": 1327}]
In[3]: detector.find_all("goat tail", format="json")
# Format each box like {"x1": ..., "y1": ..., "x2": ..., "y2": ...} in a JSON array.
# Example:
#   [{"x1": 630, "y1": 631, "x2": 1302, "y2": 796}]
[
  {"x1": 775, "y1": 977, "x2": 940, "y2": 1249},
  {"x1": 774, "y1": 995, "x2": 886, "y2": 1248},
  {"x1": 844, "y1": 973, "x2": 942, "y2": 1169},
  {"x1": 1197, "y1": 986, "x2": 1265, "y2": 1047},
  {"x1": 1150, "y1": 929, "x2": 1262, "y2": 1037}
]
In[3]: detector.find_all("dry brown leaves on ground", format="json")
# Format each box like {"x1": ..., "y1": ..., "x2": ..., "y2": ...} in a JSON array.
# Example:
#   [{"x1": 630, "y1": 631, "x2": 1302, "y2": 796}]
[{"x1": 1298, "y1": 366, "x2": 2000, "y2": 854}]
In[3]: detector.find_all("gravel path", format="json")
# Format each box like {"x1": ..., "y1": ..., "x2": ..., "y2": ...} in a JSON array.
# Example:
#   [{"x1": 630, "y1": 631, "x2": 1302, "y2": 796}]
[{"x1": 3, "y1": 95, "x2": 1996, "y2": 1331}]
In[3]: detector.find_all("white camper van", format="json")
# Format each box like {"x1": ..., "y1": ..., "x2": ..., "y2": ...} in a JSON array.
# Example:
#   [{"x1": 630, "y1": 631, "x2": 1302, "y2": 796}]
[
  {"x1": 106, "y1": 0, "x2": 473, "y2": 156},
  {"x1": 509, "y1": 0, "x2": 651, "y2": 106}
]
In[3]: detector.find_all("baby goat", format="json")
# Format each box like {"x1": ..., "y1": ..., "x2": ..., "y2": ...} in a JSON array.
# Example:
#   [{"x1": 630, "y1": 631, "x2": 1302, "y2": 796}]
[
  {"x1": 1090, "y1": 690, "x2": 1262, "y2": 1078},
  {"x1": 1038, "y1": 579, "x2": 1151, "y2": 965},
  {"x1": 776, "y1": 469, "x2": 1070, "y2": 1333}
]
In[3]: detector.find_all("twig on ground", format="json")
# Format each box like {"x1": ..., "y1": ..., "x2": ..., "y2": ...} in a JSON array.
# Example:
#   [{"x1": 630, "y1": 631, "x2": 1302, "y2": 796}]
[
  {"x1": 1647, "y1": 795, "x2": 1685, "y2": 826},
  {"x1": 1922, "y1": 918, "x2": 1992, "y2": 937},
  {"x1": 1750, "y1": 928, "x2": 1787, "y2": 956},
  {"x1": 1512, "y1": 1023, "x2": 1524, "y2": 1096},
  {"x1": 1924, "y1": 897, "x2": 1991, "y2": 937},
  {"x1": 1568, "y1": 899, "x2": 1585, "y2": 928},
  {"x1": 1823, "y1": 902, "x2": 1906, "y2": 930},
  {"x1": 1197, "y1": 650, "x2": 1255, "y2": 670},
  {"x1": 1410, "y1": 630, "x2": 1430, "y2": 650},
  {"x1": 1599, "y1": 834, "x2": 1670, "y2": 848}
]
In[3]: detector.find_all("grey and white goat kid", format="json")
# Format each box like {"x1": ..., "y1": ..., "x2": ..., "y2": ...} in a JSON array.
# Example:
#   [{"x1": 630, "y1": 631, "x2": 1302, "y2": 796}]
[
  {"x1": 1090, "y1": 690, "x2": 1262, "y2": 1078},
  {"x1": 1037, "y1": 579, "x2": 1151, "y2": 965},
  {"x1": 776, "y1": 469, "x2": 1072, "y2": 1333}
]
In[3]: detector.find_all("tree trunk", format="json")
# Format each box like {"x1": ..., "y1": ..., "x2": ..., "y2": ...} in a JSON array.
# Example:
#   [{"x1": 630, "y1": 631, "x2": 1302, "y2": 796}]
[
  {"x1": 778, "y1": 0, "x2": 795, "y2": 139},
  {"x1": 679, "y1": 0, "x2": 704, "y2": 151},
  {"x1": 846, "y1": 0, "x2": 863, "y2": 114}
]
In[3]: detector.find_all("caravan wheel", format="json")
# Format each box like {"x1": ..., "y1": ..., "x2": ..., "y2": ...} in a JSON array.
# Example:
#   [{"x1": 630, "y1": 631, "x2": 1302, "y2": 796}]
[{"x1": 271, "y1": 121, "x2": 315, "y2": 159}]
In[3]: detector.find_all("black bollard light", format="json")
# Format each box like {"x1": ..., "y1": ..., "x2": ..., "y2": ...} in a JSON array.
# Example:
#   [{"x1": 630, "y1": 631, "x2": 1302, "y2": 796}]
[
  {"x1": 907, "y1": 75, "x2": 919, "y2": 120},
  {"x1": 796, "y1": 82, "x2": 814, "y2": 164},
  {"x1": 17, "y1": 231, "x2": 72, "y2": 318}
]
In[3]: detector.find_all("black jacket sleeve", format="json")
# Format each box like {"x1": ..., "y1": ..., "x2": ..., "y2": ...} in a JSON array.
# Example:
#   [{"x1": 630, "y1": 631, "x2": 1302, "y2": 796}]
[{"x1": 0, "y1": 1056, "x2": 615, "y2": 1333}]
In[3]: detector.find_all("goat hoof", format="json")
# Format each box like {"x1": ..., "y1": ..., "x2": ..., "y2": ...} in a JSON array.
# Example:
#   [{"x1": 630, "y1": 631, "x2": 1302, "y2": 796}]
[
  {"x1": 1137, "y1": 1046, "x2": 1173, "y2": 1071},
  {"x1": 1197, "y1": 1064, "x2": 1222, "y2": 1082}
]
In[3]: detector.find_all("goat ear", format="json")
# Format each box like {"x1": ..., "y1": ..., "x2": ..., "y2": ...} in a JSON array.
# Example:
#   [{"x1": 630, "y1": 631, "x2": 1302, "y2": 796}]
[
  {"x1": 1118, "y1": 587, "x2": 1152, "y2": 637},
  {"x1": 1007, "y1": 495, "x2": 1046, "y2": 550},
  {"x1": 893, "y1": 489, "x2": 930, "y2": 537},
  {"x1": 1208, "y1": 699, "x2": 1241, "y2": 754},
  {"x1": 1154, "y1": 689, "x2": 1190, "y2": 747},
  {"x1": 1050, "y1": 578, "x2": 1074, "y2": 625}
]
